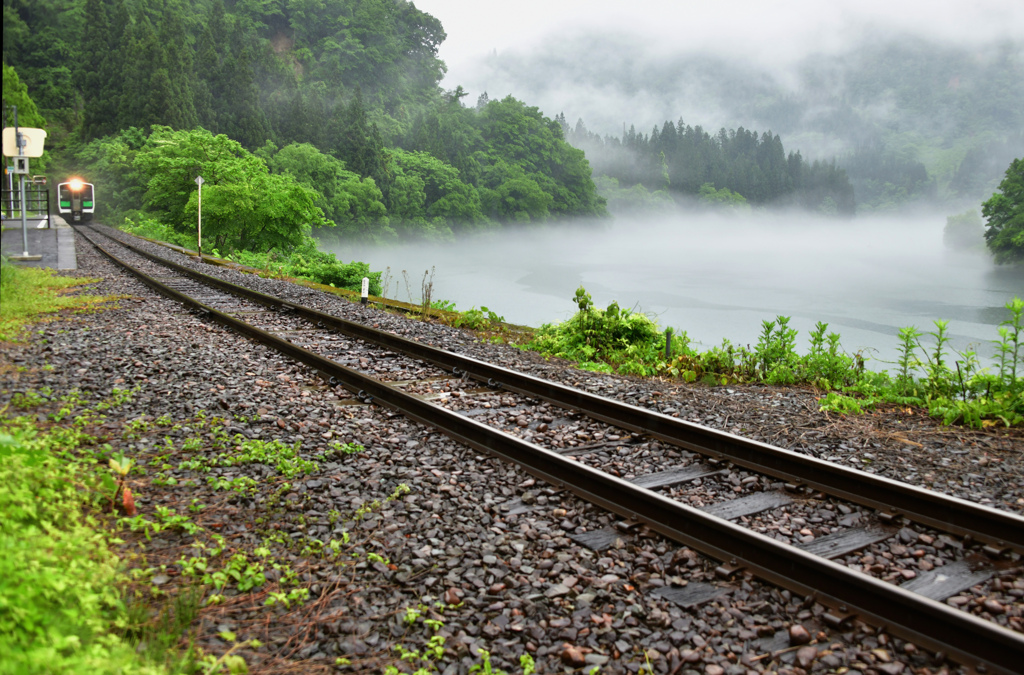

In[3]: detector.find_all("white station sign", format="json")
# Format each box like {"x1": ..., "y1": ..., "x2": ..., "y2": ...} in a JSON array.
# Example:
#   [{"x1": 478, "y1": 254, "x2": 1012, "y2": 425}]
[{"x1": 2, "y1": 127, "x2": 47, "y2": 158}]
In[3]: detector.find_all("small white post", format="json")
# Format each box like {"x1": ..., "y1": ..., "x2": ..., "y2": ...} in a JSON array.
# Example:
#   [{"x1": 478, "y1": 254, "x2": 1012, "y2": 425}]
[
  {"x1": 361, "y1": 277, "x2": 369, "y2": 305},
  {"x1": 195, "y1": 175, "x2": 205, "y2": 260}
]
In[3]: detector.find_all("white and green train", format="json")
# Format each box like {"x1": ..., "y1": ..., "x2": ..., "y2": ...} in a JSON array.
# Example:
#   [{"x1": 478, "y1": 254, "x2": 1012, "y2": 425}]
[{"x1": 57, "y1": 178, "x2": 94, "y2": 223}]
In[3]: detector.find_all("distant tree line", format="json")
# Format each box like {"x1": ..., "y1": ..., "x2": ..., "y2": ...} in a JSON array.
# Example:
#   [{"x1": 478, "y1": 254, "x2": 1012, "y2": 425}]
[{"x1": 559, "y1": 116, "x2": 855, "y2": 215}]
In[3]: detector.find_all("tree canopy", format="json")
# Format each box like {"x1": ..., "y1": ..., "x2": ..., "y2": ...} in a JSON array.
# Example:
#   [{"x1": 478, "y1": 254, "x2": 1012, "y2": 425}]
[
  {"x1": 134, "y1": 127, "x2": 327, "y2": 253},
  {"x1": 983, "y1": 158, "x2": 1024, "y2": 264},
  {"x1": 2, "y1": 62, "x2": 46, "y2": 129}
]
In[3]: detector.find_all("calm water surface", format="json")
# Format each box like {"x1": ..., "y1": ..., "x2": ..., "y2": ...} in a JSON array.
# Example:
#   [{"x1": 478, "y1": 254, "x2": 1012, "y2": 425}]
[{"x1": 332, "y1": 212, "x2": 1024, "y2": 370}]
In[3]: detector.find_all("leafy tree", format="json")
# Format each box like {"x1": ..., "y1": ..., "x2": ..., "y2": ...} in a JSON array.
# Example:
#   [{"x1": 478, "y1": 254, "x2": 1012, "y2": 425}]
[
  {"x1": 266, "y1": 142, "x2": 391, "y2": 241},
  {"x1": 477, "y1": 97, "x2": 605, "y2": 218},
  {"x1": 2, "y1": 63, "x2": 48, "y2": 171},
  {"x1": 479, "y1": 160, "x2": 554, "y2": 223},
  {"x1": 982, "y1": 158, "x2": 1024, "y2": 264},
  {"x1": 190, "y1": 170, "x2": 324, "y2": 252},
  {"x1": 2, "y1": 64, "x2": 46, "y2": 128},
  {"x1": 134, "y1": 127, "x2": 327, "y2": 253},
  {"x1": 387, "y1": 149, "x2": 486, "y2": 238},
  {"x1": 69, "y1": 127, "x2": 148, "y2": 222},
  {"x1": 1, "y1": 0, "x2": 79, "y2": 123}
]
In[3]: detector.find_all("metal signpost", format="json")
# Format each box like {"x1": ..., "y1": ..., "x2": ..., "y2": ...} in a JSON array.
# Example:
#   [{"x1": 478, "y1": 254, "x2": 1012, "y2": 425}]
[
  {"x1": 195, "y1": 175, "x2": 204, "y2": 260},
  {"x1": 2, "y1": 105, "x2": 47, "y2": 261}
]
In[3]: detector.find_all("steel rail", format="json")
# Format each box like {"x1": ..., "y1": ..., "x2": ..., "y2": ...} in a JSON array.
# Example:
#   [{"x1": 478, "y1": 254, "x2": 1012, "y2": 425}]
[
  {"x1": 88, "y1": 225, "x2": 1024, "y2": 555},
  {"x1": 80, "y1": 226, "x2": 1024, "y2": 674}
]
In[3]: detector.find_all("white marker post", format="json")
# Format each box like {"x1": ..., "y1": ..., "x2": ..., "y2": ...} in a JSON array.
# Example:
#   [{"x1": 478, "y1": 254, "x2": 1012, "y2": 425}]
[
  {"x1": 194, "y1": 175, "x2": 204, "y2": 261},
  {"x1": 361, "y1": 277, "x2": 369, "y2": 305}
]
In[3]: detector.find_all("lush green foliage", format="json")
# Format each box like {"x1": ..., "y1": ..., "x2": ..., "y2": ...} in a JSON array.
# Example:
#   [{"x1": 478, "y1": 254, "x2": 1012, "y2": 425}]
[
  {"x1": 982, "y1": 158, "x2": 1024, "y2": 264},
  {"x1": 262, "y1": 142, "x2": 390, "y2": 241},
  {"x1": 1, "y1": 62, "x2": 46, "y2": 128},
  {"x1": 822, "y1": 300, "x2": 1024, "y2": 426},
  {"x1": 132, "y1": 127, "x2": 328, "y2": 253},
  {"x1": 0, "y1": 434, "x2": 147, "y2": 673},
  {"x1": 388, "y1": 148, "x2": 486, "y2": 238},
  {"x1": 527, "y1": 287, "x2": 669, "y2": 377},
  {"x1": 527, "y1": 288, "x2": 1024, "y2": 427},
  {"x1": 698, "y1": 182, "x2": 750, "y2": 210}
]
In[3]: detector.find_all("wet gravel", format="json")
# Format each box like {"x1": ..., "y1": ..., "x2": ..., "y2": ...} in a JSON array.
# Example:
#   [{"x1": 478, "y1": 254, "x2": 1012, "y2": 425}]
[{"x1": 0, "y1": 225, "x2": 1020, "y2": 674}]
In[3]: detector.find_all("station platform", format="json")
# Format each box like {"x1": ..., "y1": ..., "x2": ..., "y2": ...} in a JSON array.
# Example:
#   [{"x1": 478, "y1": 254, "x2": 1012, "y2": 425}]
[{"x1": 0, "y1": 214, "x2": 77, "y2": 270}]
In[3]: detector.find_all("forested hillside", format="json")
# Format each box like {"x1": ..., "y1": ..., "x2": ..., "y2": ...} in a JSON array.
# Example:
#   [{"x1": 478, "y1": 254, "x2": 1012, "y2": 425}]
[
  {"x1": 475, "y1": 33, "x2": 1024, "y2": 212},
  {"x1": 2, "y1": 0, "x2": 606, "y2": 246},
  {"x1": 559, "y1": 117, "x2": 855, "y2": 215}
]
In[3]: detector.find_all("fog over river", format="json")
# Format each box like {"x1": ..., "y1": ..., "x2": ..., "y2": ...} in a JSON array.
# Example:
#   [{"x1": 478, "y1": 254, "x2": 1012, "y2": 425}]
[{"x1": 333, "y1": 212, "x2": 1024, "y2": 371}]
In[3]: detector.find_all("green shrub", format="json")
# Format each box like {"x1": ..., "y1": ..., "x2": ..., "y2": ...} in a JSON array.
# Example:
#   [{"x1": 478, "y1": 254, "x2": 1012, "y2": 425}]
[
  {"x1": 229, "y1": 246, "x2": 382, "y2": 295},
  {"x1": 527, "y1": 288, "x2": 1024, "y2": 428}
]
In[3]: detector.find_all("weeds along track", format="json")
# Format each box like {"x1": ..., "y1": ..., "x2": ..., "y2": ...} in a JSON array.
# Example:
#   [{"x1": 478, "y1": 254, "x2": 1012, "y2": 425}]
[{"x1": 78, "y1": 224, "x2": 1024, "y2": 673}]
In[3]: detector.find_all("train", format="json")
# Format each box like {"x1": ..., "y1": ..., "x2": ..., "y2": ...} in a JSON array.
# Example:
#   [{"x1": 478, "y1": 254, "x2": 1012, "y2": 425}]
[{"x1": 57, "y1": 178, "x2": 94, "y2": 223}]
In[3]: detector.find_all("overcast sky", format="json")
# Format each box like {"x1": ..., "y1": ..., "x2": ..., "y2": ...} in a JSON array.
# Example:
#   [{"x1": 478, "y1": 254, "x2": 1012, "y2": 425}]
[{"x1": 414, "y1": 0, "x2": 1024, "y2": 89}]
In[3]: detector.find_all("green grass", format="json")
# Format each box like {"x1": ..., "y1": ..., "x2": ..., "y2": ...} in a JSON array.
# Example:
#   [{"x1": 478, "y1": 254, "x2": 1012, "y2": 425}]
[{"x1": 0, "y1": 257, "x2": 107, "y2": 341}]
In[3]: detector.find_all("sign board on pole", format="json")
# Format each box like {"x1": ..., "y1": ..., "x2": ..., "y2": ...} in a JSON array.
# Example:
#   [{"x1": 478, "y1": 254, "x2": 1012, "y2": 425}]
[{"x1": 2, "y1": 127, "x2": 47, "y2": 158}]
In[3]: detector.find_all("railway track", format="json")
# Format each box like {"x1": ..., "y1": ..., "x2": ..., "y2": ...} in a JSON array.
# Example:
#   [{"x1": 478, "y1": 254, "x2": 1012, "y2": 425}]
[{"x1": 78, "y1": 224, "x2": 1024, "y2": 674}]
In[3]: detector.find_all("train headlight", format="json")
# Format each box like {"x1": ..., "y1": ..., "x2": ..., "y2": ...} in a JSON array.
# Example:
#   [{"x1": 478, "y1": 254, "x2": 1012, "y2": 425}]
[{"x1": 69, "y1": 179, "x2": 84, "y2": 191}]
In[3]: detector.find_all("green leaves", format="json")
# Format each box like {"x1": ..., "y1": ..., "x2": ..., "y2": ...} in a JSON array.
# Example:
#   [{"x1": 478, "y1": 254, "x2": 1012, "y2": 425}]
[
  {"x1": 268, "y1": 142, "x2": 389, "y2": 239},
  {"x1": 982, "y1": 158, "x2": 1024, "y2": 264},
  {"x1": 108, "y1": 454, "x2": 132, "y2": 477},
  {"x1": 1, "y1": 63, "x2": 47, "y2": 128},
  {"x1": 388, "y1": 149, "x2": 487, "y2": 238},
  {"x1": 131, "y1": 127, "x2": 330, "y2": 254}
]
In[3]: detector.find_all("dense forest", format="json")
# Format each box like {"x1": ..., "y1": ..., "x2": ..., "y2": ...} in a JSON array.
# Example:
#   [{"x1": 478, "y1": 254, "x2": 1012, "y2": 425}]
[
  {"x1": 2, "y1": 0, "x2": 606, "y2": 248},
  {"x1": 476, "y1": 33, "x2": 1024, "y2": 212},
  {"x1": 558, "y1": 116, "x2": 855, "y2": 214}
]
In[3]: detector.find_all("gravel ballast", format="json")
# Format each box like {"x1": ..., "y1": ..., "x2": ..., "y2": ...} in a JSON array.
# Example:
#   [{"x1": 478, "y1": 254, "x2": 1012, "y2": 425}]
[{"x1": 1, "y1": 228, "x2": 1020, "y2": 675}]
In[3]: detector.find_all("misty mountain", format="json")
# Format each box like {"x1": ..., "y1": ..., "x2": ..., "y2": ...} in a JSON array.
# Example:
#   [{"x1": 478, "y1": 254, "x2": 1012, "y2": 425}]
[{"x1": 470, "y1": 31, "x2": 1024, "y2": 208}]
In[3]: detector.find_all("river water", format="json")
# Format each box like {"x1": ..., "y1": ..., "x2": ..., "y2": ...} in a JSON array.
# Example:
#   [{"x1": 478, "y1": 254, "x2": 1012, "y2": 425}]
[{"x1": 332, "y1": 211, "x2": 1024, "y2": 371}]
